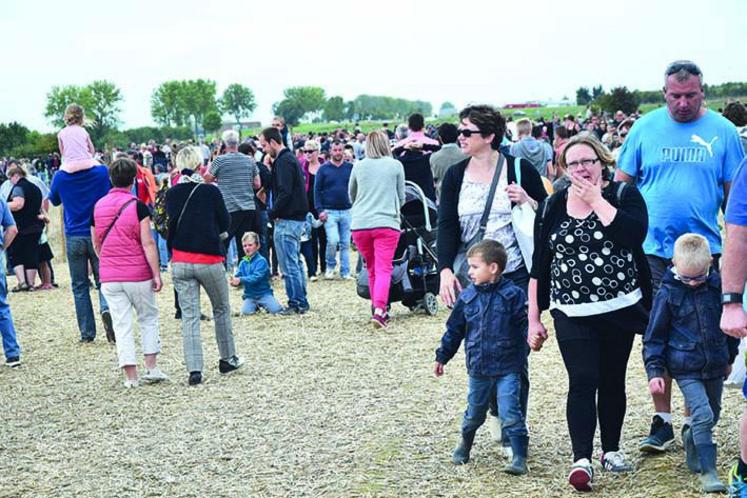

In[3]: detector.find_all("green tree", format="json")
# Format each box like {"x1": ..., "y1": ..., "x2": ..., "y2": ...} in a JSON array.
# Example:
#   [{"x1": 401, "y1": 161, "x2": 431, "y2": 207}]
[
  {"x1": 151, "y1": 81, "x2": 188, "y2": 127},
  {"x1": 86, "y1": 80, "x2": 123, "y2": 142},
  {"x1": 220, "y1": 84, "x2": 256, "y2": 133},
  {"x1": 0, "y1": 122, "x2": 30, "y2": 155},
  {"x1": 203, "y1": 111, "x2": 223, "y2": 134},
  {"x1": 182, "y1": 79, "x2": 219, "y2": 136},
  {"x1": 592, "y1": 85, "x2": 605, "y2": 100},
  {"x1": 45, "y1": 85, "x2": 90, "y2": 128},
  {"x1": 323, "y1": 96, "x2": 345, "y2": 122},
  {"x1": 272, "y1": 99, "x2": 305, "y2": 126},
  {"x1": 277, "y1": 86, "x2": 327, "y2": 123},
  {"x1": 596, "y1": 86, "x2": 641, "y2": 115},
  {"x1": 439, "y1": 101, "x2": 457, "y2": 115},
  {"x1": 576, "y1": 87, "x2": 592, "y2": 105}
]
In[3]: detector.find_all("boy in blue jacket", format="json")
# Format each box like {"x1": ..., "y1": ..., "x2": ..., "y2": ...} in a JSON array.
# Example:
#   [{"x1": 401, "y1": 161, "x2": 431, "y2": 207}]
[
  {"x1": 644, "y1": 233, "x2": 738, "y2": 494},
  {"x1": 230, "y1": 232, "x2": 283, "y2": 315},
  {"x1": 434, "y1": 239, "x2": 529, "y2": 475}
]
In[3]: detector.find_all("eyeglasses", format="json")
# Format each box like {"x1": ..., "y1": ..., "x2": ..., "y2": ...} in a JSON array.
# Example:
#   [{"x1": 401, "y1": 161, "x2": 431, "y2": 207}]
[
  {"x1": 665, "y1": 60, "x2": 702, "y2": 77},
  {"x1": 673, "y1": 268, "x2": 710, "y2": 284},
  {"x1": 566, "y1": 158, "x2": 600, "y2": 169},
  {"x1": 304, "y1": 150, "x2": 317, "y2": 154},
  {"x1": 457, "y1": 129, "x2": 483, "y2": 138}
]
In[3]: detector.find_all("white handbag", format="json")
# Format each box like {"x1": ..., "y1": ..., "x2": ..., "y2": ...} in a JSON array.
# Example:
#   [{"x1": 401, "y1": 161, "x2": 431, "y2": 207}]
[{"x1": 510, "y1": 159, "x2": 536, "y2": 273}]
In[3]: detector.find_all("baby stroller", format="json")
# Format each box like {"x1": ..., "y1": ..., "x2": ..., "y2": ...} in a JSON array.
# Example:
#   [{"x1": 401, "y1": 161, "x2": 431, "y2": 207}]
[{"x1": 356, "y1": 181, "x2": 441, "y2": 315}]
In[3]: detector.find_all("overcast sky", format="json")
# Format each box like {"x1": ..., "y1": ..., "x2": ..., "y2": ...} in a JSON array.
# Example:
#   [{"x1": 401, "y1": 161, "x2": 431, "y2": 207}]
[{"x1": 2, "y1": 0, "x2": 745, "y2": 132}]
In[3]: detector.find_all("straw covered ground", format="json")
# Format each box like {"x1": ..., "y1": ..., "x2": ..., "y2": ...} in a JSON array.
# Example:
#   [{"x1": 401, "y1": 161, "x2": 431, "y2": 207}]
[{"x1": 0, "y1": 250, "x2": 744, "y2": 497}]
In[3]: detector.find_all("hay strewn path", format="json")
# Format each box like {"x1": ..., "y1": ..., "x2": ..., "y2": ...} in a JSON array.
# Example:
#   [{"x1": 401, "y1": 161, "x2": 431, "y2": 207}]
[{"x1": 0, "y1": 267, "x2": 743, "y2": 497}]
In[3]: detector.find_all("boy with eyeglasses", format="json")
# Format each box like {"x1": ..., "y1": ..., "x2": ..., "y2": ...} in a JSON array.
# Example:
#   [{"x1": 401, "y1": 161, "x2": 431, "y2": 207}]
[{"x1": 644, "y1": 233, "x2": 738, "y2": 493}]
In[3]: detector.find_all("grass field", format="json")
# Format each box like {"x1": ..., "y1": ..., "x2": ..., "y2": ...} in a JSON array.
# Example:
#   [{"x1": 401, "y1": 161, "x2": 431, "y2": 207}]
[{"x1": 0, "y1": 207, "x2": 745, "y2": 497}]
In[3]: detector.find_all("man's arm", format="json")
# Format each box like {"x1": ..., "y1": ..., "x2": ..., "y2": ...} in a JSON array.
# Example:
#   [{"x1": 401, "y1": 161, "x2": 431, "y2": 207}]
[
  {"x1": 614, "y1": 169, "x2": 636, "y2": 184},
  {"x1": 721, "y1": 222, "x2": 747, "y2": 338},
  {"x1": 3, "y1": 225, "x2": 17, "y2": 249}
]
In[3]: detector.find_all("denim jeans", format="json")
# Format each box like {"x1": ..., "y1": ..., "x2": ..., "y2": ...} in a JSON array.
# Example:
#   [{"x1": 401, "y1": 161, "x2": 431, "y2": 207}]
[
  {"x1": 241, "y1": 293, "x2": 283, "y2": 315},
  {"x1": 66, "y1": 236, "x2": 109, "y2": 340},
  {"x1": 273, "y1": 219, "x2": 308, "y2": 310},
  {"x1": 153, "y1": 230, "x2": 169, "y2": 269},
  {"x1": 257, "y1": 209, "x2": 270, "y2": 261},
  {"x1": 677, "y1": 378, "x2": 723, "y2": 448},
  {"x1": 324, "y1": 209, "x2": 352, "y2": 276},
  {"x1": 462, "y1": 372, "x2": 527, "y2": 439},
  {"x1": 0, "y1": 252, "x2": 20, "y2": 360}
]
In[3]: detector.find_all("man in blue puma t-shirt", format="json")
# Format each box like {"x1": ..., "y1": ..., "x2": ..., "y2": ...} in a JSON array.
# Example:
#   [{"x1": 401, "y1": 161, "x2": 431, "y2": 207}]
[{"x1": 616, "y1": 60, "x2": 745, "y2": 455}]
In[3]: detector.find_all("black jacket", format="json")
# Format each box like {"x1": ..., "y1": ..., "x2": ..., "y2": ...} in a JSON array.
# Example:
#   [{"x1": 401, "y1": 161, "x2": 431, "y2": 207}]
[
  {"x1": 9, "y1": 177, "x2": 43, "y2": 235},
  {"x1": 437, "y1": 154, "x2": 548, "y2": 272},
  {"x1": 530, "y1": 182, "x2": 652, "y2": 312},
  {"x1": 269, "y1": 148, "x2": 308, "y2": 221},
  {"x1": 165, "y1": 182, "x2": 229, "y2": 256}
]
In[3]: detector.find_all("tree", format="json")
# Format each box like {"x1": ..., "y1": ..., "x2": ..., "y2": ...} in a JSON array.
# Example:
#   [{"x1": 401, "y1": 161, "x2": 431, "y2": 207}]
[
  {"x1": 86, "y1": 80, "x2": 123, "y2": 142},
  {"x1": 151, "y1": 81, "x2": 188, "y2": 127},
  {"x1": 592, "y1": 85, "x2": 605, "y2": 100},
  {"x1": 272, "y1": 99, "x2": 305, "y2": 126},
  {"x1": 181, "y1": 79, "x2": 219, "y2": 136},
  {"x1": 323, "y1": 96, "x2": 345, "y2": 122},
  {"x1": 596, "y1": 86, "x2": 641, "y2": 115},
  {"x1": 203, "y1": 111, "x2": 223, "y2": 134},
  {"x1": 576, "y1": 87, "x2": 592, "y2": 105},
  {"x1": 45, "y1": 85, "x2": 90, "y2": 129},
  {"x1": 275, "y1": 86, "x2": 327, "y2": 124},
  {"x1": 439, "y1": 101, "x2": 457, "y2": 116},
  {"x1": 0, "y1": 122, "x2": 30, "y2": 156},
  {"x1": 220, "y1": 84, "x2": 256, "y2": 133}
]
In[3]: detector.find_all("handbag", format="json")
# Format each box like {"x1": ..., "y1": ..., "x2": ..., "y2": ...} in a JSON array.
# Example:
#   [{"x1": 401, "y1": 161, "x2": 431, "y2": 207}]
[
  {"x1": 510, "y1": 159, "x2": 536, "y2": 273},
  {"x1": 453, "y1": 154, "x2": 506, "y2": 288}
]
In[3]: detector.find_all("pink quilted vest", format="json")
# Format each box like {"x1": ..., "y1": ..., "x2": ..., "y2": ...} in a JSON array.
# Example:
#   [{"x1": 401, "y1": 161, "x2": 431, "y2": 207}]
[{"x1": 93, "y1": 188, "x2": 152, "y2": 283}]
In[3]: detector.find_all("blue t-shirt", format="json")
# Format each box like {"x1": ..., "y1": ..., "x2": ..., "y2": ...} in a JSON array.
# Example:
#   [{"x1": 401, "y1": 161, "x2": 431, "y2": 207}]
[
  {"x1": 0, "y1": 198, "x2": 15, "y2": 249},
  {"x1": 618, "y1": 108, "x2": 745, "y2": 258},
  {"x1": 726, "y1": 156, "x2": 747, "y2": 226},
  {"x1": 49, "y1": 166, "x2": 112, "y2": 237}
]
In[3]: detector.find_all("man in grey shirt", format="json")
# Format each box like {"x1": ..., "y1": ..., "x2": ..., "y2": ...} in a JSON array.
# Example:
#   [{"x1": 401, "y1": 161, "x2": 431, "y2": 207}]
[
  {"x1": 509, "y1": 119, "x2": 553, "y2": 178},
  {"x1": 429, "y1": 123, "x2": 467, "y2": 199},
  {"x1": 204, "y1": 130, "x2": 260, "y2": 260}
]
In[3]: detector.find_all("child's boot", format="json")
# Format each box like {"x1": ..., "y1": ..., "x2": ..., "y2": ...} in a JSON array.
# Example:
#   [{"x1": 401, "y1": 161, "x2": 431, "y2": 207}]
[
  {"x1": 503, "y1": 436, "x2": 529, "y2": 475},
  {"x1": 697, "y1": 443, "x2": 727, "y2": 493},
  {"x1": 452, "y1": 430, "x2": 476, "y2": 465},
  {"x1": 681, "y1": 425, "x2": 701, "y2": 473}
]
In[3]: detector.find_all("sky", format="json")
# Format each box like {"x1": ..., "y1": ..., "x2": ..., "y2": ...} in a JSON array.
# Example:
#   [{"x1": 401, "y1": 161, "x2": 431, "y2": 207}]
[{"x1": 2, "y1": 0, "x2": 746, "y2": 132}]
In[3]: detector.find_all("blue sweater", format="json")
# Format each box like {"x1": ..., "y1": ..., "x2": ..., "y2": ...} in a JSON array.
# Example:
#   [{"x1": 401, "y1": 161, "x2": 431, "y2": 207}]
[
  {"x1": 314, "y1": 161, "x2": 353, "y2": 212},
  {"x1": 49, "y1": 166, "x2": 112, "y2": 237},
  {"x1": 435, "y1": 278, "x2": 528, "y2": 377},
  {"x1": 235, "y1": 252, "x2": 273, "y2": 300}
]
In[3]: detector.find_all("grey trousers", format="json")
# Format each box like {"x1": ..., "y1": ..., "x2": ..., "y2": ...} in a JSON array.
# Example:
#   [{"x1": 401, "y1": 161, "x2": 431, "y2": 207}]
[{"x1": 172, "y1": 262, "x2": 236, "y2": 373}]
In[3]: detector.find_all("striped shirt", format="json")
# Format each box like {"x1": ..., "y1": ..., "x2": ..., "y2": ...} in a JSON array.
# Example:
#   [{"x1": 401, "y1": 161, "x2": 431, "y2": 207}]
[{"x1": 208, "y1": 152, "x2": 258, "y2": 212}]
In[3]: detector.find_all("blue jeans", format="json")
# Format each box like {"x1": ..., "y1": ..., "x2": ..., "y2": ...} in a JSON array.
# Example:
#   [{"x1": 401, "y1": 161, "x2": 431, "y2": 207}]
[
  {"x1": 462, "y1": 372, "x2": 527, "y2": 439},
  {"x1": 273, "y1": 219, "x2": 308, "y2": 310},
  {"x1": 153, "y1": 230, "x2": 169, "y2": 269},
  {"x1": 0, "y1": 252, "x2": 19, "y2": 360},
  {"x1": 241, "y1": 293, "x2": 283, "y2": 315},
  {"x1": 324, "y1": 209, "x2": 352, "y2": 276},
  {"x1": 66, "y1": 236, "x2": 109, "y2": 340},
  {"x1": 677, "y1": 378, "x2": 723, "y2": 448},
  {"x1": 257, "y1": 209, "x2": 270, "y2": 261}
]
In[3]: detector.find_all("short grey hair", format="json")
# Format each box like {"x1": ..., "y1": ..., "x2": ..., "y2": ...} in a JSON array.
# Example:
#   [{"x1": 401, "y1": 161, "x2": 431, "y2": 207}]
[
  {"x1": 222, "y1": 129, "x2": 240, "y2": 146},
  {"x1": 664, "y1": 60, "x2": 703, "y2": 88}
]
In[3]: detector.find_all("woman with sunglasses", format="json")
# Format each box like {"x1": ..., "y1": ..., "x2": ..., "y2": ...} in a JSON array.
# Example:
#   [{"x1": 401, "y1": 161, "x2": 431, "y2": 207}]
[
  {"x1": 527, "y1": 133, "x2": 651, "y2": 490},
  {"x1": 300, "y1": 140, "x2": 327, "y2": 281},
  {"x1": 437, "y1": 104, "x2": 547, "y2": 453}
]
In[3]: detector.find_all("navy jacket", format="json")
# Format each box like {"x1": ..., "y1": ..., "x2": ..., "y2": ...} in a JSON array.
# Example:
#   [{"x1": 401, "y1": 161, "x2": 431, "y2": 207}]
[
  {"x1": 435, "y1": 278, "x2": 528, "y2": 377},
  {"x1": 643, "y1": 268, "x2": 738, "y2": 381}
]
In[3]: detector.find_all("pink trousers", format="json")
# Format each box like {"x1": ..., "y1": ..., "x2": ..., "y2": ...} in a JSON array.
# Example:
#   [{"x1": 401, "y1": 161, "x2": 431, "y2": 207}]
[{"x1": 352, "y1": 228, "x2": 400, "y2": 311}]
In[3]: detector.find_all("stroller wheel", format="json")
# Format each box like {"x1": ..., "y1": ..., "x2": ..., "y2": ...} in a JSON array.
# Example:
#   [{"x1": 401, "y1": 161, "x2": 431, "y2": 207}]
[{"x1": 423, "y1": 292, "x2": 438, "y2": 316}]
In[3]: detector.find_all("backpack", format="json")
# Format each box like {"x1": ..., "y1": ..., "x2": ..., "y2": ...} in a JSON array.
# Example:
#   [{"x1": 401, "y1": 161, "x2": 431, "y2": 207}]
[{"x1": 153, "y1": 184, "x2": 169, "y2": 237}]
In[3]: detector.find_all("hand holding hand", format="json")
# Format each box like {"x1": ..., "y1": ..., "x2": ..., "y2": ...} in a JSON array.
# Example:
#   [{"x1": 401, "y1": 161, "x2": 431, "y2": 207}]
[
  {"x1": 230, "y1": 277, "x2": 240, "y2": 287},
  {"x1": 721, "y1": 305, "x2": 747, "y2": 338},
  {"x1": 528, "y1": 319, "x2": 548, "y2": 351}
]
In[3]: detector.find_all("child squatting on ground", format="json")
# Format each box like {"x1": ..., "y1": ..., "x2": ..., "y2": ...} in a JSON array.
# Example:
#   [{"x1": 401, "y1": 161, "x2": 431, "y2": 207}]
[
  {"x1": 643, "y1": 233, "x2": 738, "y2": 494},
  {"x1": 230, "y1": 232, "x2": 283, "y2": 315},
  {"x1": 434, "y1": 239, "x2": 530, "y2": 475}
]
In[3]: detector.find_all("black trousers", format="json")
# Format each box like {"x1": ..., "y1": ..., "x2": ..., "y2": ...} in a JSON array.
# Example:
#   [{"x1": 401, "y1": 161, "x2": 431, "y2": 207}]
[
  {"x1": 226, "y1": 210, "x2": 257, "y2": 260},
  {"x1": 552, "y1": 306, "x2": 644, "y2": 461}
]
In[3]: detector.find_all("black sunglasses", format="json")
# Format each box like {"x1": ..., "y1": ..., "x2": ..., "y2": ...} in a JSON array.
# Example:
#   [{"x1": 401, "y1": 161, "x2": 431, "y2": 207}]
[
  {"x1": 304, "y1": 150, "x2": 316, "y2": 154},
  {"x1": 665, "y1": 60, "x2": 702, "y2": 77},
  {"x1": 457, "y1": 129, "x2": 483, "y2": 138}
]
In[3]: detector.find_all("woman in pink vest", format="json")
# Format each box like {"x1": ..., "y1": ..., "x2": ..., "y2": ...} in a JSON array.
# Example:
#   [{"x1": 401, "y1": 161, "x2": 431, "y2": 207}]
[{"x1": 92, "y1": 157, "x2": 167, "y2": 388}]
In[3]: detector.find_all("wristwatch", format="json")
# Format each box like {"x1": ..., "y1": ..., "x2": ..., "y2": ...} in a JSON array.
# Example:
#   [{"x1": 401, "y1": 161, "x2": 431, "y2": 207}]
[{"x1": 721, "y1": 293, "x2": 743, "y2": 305}]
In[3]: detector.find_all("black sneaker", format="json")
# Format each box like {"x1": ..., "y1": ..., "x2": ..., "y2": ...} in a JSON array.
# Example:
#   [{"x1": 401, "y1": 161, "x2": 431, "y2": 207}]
[
  {"x1": 277, "y1": 307, "x2": 298, "y2": 316},
  {"x1": 219, "y1": 355, "x2": 244, "y2": 374},
  {"x1": 101, "y1": 311, "x2": 115, "y2": 344},
  {"x1": 79, "y1": 337, "x2": 94, "y2": 343},
  {"x1": 639, "y1": 415, "x2": 675, "y2": 453},
  {"x1": 296, "y1": 305, "x2": 310, "y2": 315},
  {"x1": 6, "y1": 357, "x2": 20, "y2": 368},
  {"x1": 188, "y1": 371, "x2": 202, "y2": 386}
]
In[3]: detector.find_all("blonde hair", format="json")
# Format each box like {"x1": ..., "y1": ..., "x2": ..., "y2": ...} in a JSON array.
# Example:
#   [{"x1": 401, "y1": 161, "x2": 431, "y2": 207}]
[
  {"x1": 673, "y1": 233, "x2": 712, "y2": 272},
  {"x1": 516, "y1": 118, "x2": 532, "y2": 136},
  {"x1": 175, "y1": 146, "x2": 203, "y2": 170},
  {"x1": 241, "y1": 231, "x2": 259, "y2": 245},
  {"x1": 557, "y1": 133, "x2": 616, "y2": 175},
  {"x1": 365, "y1": 130, "x2": 392, "y2": 159},
  {"x1": 64, "y1": 104, "x2": 85, "y2": 126},
  {"x1": 304, "y1": 140, "x2": 319, "y2": 151}
]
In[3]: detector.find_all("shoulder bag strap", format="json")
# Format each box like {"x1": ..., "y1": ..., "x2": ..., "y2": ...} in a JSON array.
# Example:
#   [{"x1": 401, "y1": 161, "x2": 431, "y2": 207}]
[
  {"x1": 478, "y1": 154, "x2": 506, "y2": 231},
  {"x1": 174, "y1": 183, "x2": 201, "y2": 237},
  {"x1": 100, "y1": 198, "x2": 137, "y2": 247}
]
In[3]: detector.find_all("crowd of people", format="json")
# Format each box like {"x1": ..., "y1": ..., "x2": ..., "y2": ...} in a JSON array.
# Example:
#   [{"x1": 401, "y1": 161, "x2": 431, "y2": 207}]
[{"x1": 2, "y1": 59, "x2": 747, "y2": 495}]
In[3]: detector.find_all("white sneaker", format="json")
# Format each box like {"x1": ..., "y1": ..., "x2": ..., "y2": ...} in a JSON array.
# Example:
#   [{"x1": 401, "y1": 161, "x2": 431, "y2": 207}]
[
  {"x1": 324, "y1": 270, "x2": 336, "y2": 280},
  {"x1": 600, "y1": 450, "x2": 634, "y2": 473},
  {"x1": 123, "y1": 379, "x2": 139, "y2": 389},
  {"x1": 487, "y1": 415, "x2": 503, "y2": 443},
  {"x1": 568, "y1": 458, "x2": 594, "y2": 492},
  {"x1": 340, "y1": 274, "x2": 355, "y2": 281},
  {"x1": 142, "y1": 367, "x2": 169, "y2": 383}
]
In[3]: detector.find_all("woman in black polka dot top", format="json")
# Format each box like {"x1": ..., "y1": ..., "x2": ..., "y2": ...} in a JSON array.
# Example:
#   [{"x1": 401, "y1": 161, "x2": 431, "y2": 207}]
[{"x1": 526, "y1": 133, "x2": 652, "y2": 489}]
